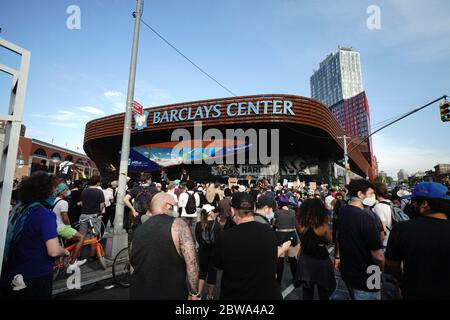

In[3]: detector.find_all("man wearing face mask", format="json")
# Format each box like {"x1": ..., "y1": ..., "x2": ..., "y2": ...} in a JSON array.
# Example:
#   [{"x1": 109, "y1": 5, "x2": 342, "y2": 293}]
[
  {"x1": 52, "y1": 181, "x2": 87, "y2": 270},
  {"x1": 334, "y1": 179, "x2": 384, "y2": 300},
  {"x1": 212, "y1": 192, "x2": 282, "y2": 300},
  {"x1": 254, "y1": 195, "x2": 291, "y2": 257},
  {"x1": 385, "y1": 182, "x2": 450, "y2": 300},
  {"x1": 362, "y1": 191, "x2": 385, "y2": 245}
]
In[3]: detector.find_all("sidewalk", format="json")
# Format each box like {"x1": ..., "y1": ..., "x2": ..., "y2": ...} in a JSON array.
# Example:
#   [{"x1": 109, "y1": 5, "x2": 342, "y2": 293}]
[{"x1": 52, "y1": 258, "x2": 123, "y2": 296}]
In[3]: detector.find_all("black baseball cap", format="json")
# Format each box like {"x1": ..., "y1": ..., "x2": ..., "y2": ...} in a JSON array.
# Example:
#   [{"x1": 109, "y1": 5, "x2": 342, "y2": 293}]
[
  {"x1": 256, "y1": 195, "x2": 277, "y2": 210},
  {"x1": 231, "y1": 192, "x2": 255, "y2": 211}
]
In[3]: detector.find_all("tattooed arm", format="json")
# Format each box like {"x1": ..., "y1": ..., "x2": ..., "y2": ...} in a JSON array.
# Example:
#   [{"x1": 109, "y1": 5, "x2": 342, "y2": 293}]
[{"x1": 172, "y1": 218, "x2": 199, "y2": 294}]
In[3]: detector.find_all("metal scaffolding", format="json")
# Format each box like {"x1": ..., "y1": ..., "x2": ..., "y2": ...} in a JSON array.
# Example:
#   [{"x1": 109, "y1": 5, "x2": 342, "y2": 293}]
[{"x1": 0, "y1": 38, "x2": 31, "y2": 275}]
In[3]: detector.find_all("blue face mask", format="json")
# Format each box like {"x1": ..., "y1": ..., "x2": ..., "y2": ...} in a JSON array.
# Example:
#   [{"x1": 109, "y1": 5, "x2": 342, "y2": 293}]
[
  {"x1": 266, "y1": 212, "x2": 275, "y2": 221},
  {"x1": 46, "y1": 196, "x2": 56, "y2": 206}
]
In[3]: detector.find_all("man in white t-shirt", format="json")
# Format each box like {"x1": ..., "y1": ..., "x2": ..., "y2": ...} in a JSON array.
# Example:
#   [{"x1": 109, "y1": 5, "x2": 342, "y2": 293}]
[
  {"x1": 373, "y1": 183, "x2": 393, "y2": 248},
  {"x1": 325, "y1": 191, "x2": 335, "y2": 212},
  {"x1": 167, "y1": 183, "x2": 179, "y2": 217},
  {"x1": 53, "y1": 182, "x2": 86, "y2": 270},
  {"x1": 178, "y1": 181, "x2": 200, "y2": 232}
]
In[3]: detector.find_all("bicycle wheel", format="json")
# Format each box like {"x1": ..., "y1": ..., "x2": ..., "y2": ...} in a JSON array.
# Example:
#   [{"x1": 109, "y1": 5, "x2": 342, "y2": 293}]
[{"x1": 112, "y1": 247, "x2": 131, "y2": 287}]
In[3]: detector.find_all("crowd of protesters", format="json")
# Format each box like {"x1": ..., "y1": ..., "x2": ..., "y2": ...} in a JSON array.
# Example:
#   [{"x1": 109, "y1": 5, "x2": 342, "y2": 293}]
[{"x1": 2, "y1": 167, "x2": 450, "y2": 301}]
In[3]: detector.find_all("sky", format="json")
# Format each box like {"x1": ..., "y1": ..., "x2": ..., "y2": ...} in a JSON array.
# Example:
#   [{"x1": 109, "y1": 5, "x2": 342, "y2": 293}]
[{"x1": 0, "y1": 0, "x2": 449, "y2": 178}]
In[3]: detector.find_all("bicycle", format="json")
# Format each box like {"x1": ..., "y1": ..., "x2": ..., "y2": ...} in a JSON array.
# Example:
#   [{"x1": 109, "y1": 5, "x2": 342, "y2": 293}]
[
  {"x1": 53, "y1": 215, "x2": 107, "y2": 280},
  {"x1": 112, "y1": 246, "x2": 131, "y2": 287}
]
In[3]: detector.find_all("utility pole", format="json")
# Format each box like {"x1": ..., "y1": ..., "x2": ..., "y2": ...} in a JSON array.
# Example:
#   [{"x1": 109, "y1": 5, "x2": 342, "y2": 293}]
[
  {"x1": 337, "y1": 135, "x2": 349, "y2": 185},
  {"x1": 111, "y1": 0, "x2": 144, "y2": 256}
]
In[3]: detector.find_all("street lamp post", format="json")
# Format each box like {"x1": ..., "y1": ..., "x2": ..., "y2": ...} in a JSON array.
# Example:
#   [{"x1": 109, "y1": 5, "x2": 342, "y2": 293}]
[
  {"x1": 109, "y1": 0, "x2": 144, "y2": 259},
  {"x1": 114, "y1": 0, "x2": 144, "y2": 233}
]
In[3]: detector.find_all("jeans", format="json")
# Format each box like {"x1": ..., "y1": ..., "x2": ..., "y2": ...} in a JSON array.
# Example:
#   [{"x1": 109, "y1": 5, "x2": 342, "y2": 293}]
[{"x1": 350, "y1": 287, "x2": 381, "y2": 300}]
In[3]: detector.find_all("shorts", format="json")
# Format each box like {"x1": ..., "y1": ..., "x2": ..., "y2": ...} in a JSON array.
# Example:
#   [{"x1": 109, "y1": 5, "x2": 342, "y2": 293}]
[
  {"x1": 275, "y1": 230, "x2": 299, "y2": 247},
  {"x1": 79, "y1": 214, "x2": 102, "y2": 238},
  {"x1": 57, "y1": 225, "x2": 77, "y2": 239}
]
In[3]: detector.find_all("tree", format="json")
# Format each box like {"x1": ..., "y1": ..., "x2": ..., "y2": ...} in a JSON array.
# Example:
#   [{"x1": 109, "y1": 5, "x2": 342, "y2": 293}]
[{"x1": 386, "y1": 176, "x2": 394, "y2": 185}]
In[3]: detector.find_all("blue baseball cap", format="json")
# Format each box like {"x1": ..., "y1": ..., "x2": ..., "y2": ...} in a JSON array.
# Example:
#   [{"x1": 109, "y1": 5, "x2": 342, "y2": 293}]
[{"x1": 406, "y1": 182, "x2": 450, "y2": 201}]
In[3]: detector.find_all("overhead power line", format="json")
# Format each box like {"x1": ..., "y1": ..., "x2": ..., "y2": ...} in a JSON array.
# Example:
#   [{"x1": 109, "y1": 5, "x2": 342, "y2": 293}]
[{"x1": 139, "y1": 17, "x2": 237, "y2": 97}]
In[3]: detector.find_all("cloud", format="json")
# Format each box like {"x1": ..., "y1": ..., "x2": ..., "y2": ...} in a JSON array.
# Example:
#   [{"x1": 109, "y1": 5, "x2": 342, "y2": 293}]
[
  {"x1": 112, "y1": 102, "x2": 125, "y2": 113},
  {"x1": 33, "y1": 110, "x2": 90, "y2": 121},
  {"x1": 135, "y1": 82, "x2": 176, "y2": 107},
  {"x1": 104, "y1": 91, "x2": 125, "y2": 98},
  {"x1": 103, "y1": 90, "x2": 127, "y2": 113},
  {"x1": 103, "y1": 85, "x2": 175, "y2": 113},
  {"x1": 77, "y1": 106, "x2": 105, "y2": 115},
  {"x1": 372, "y1": 134, "x2": 450, "y2": 177},
  {"x1": 32, "y1": 109, "x2": 94, "y2": 130},
  {"x1": 48, "y1": 122, "x2": 86, "y2": 128},
  {"x1": 370, "y1": 0, "x2": 450, "y2": 62}
]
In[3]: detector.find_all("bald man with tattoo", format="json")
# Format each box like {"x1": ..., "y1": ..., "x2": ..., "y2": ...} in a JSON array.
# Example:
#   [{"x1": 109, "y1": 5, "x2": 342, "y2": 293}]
[{"x1": 130, "y1": 192, "x2": 200, "y2": 300}]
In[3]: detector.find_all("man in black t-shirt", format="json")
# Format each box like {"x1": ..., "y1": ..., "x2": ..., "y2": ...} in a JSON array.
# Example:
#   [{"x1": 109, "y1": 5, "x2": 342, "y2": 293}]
[
  {"x1": 335, "y1": 179, "x2": 384, "y2": 300},
  {"x1": 80, "y1": 176, "x2": 105, "y2": 261},
  {"x1": 386, "y1": 182, "x2": 450, "y2": 300},
  {"x1": 212, "y1": 192, "x2": 282, "y2": 300}
]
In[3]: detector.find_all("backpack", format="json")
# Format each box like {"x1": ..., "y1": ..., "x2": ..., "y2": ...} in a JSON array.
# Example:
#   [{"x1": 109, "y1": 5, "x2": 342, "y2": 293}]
[
  {"x1": 133, "y1": 187, "x2": 151, "y2": 214},
  {"x1": 379, "y1": 201, "x2": 409, "y2": 231},
  {"x1": 185, "y1": 192, "x2": 197, "y2": 215},
  {"x1": 201, "y1": 220, "x2": 217, "y2": 245},
  {"x1": 52, "y1": 199, "x2": 63, "y2": 211}
]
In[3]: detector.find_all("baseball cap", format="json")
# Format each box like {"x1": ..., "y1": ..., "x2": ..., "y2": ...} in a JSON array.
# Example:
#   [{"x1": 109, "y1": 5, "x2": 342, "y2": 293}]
[
  {"x1": 277, "y1": 194, "x2": 290, "y2": 207},
  {"x1": 231, "y1": 192, "x2": 255, "y2": 211},
  {"x1": 256, "y1": 195, "x2": 277, "y2": 210},
  {"x1": 405, "y1": 182, "x2": 450, "y2": 201}
]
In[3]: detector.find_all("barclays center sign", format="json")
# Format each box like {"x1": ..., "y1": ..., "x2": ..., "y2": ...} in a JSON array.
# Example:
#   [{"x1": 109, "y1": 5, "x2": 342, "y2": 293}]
[{"x1": 152, "y1": 100, "x2": 295, "y2": 125}]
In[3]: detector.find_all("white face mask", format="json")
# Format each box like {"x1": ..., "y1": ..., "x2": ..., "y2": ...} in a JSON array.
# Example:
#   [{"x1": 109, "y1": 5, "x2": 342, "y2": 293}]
[{"x1": 363, "y1": 194, "x2": 376, "y2": 207}]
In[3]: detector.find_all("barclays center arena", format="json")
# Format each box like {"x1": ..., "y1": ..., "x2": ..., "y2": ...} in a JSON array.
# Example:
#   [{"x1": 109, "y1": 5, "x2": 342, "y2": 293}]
[{"x1": 83, "y1": 94, "x2": 375, "y2": 185}]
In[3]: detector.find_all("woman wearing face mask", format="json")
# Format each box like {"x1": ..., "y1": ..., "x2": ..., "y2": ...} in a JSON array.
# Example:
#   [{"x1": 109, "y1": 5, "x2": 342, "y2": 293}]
[
  {"x1": 195, "y1": 205, "x2": 220, "y2": 300},
  {"x1": 1, "y1": 172, "x2": 68, "y2": 299},
  {"x1": 52, "y1": 180, "x2": 87, "y2": 270}
]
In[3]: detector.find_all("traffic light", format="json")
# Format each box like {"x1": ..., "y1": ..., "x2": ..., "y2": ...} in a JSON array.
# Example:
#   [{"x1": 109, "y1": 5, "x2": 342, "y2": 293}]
[
  {"x1": 346, "y1": 163, "x2": 351, "y2": 172},
  {"x1": 440, "y1": 101, "x2": 450, "y2": 122}
]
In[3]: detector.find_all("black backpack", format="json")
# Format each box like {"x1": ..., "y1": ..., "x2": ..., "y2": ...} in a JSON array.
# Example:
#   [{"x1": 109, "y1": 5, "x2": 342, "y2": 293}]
[
  {"x1": 185, "y1": 192, "x2": 197, "y2": 215},
  {"x1": 201, "y1": 220, "x2": 217, "y2": 245}
]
